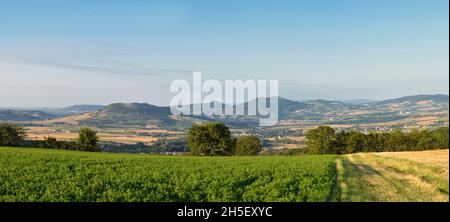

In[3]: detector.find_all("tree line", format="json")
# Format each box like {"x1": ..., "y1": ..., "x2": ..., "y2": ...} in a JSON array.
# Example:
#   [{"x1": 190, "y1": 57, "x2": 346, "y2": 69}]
[
  {"x1": 306, "y1": 126, "x2": 449, "y2": 154},
  {"x1": 2, "y1": 122, "x2": 448, "y2": 155},
  {"x1": 0, "y1": 123, "x2": 100, "y2": 152}
]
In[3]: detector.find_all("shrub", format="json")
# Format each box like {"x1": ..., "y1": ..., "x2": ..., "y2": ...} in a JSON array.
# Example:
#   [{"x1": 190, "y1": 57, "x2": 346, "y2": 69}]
[{"x1": 235, "y1": 135, "x2": 262, "y2": 156}]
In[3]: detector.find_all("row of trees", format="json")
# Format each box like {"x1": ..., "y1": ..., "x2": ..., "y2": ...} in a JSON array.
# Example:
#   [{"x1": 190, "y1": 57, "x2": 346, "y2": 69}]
[
  {"x1": 306, "y1": 126, "x2": 449, "y2": 154},
  {"x1": 0, "y1": 123, "x2": 100, "y2": 152},
  {"x1": 149, "y1": 138, "x2": 189, "y2": 153},
  {"x1": 100, "y1": 138, "x2": 189, "y2": 153},
  {"x1": 188, "y1": 122, "x2": 262, "y2": 156},
  {"x1": 3, "y1": 122, "x2": 448, "y2": 155}
]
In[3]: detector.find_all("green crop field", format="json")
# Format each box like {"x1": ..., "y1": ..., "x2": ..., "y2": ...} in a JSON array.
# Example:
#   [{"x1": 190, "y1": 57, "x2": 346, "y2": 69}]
[
  {"x1": 0, "y1": 147, "x2": 337, "y2": 202},
  {"x1": 2, "y1": 147, "x2": 448, "y2": 202}
]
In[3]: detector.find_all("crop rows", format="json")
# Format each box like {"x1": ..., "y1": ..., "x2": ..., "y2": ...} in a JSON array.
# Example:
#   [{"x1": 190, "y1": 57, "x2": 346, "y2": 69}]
[{"x1": 0, "y1": 147, "x2": 337, "y2": 202}]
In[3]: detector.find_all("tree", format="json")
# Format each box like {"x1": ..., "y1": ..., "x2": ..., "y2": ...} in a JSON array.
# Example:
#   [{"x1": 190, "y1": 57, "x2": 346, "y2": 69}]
[
  {"x1": 364, "y1": 131, "x2": 384, "y2": 152},
  {"x1": 77, "y1": 127, "x2": 99, "y2": 152},
  {"x1": 431, "y1": 127, "x2": 449, "y2": 149},
  {"x1": 188, "y1": 122, "x2": 234, "y2": 156},
  {"x1": 0, "y1": 123, "x2": 26, "y2": 147},
  {"x1": 306, "y1": 126, "x2": 338, "y2": 154},
  {"x1": 235, "y1": 135, "x2": 262, "y2": 156},
  {"x1": 385, "y1": 129, "x2": 406, "y2": 151},
  {"x1": 346, "y1": 131, "x2": 365, "y2": 154}
]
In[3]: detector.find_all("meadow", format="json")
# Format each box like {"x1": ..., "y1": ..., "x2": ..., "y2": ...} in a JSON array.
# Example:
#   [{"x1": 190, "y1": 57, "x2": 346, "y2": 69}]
[
  {"x1": 0, "y1": 147, "x2": 337, "y2": 202},
  {"x1": 337, "y1": 150, "x2": 449, "y2": 201}
]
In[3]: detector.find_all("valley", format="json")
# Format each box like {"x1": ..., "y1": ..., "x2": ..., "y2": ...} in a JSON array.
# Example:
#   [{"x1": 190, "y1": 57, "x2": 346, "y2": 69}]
[{"x1": 1, "y1": 94, "x2": 448, "y2": 152}]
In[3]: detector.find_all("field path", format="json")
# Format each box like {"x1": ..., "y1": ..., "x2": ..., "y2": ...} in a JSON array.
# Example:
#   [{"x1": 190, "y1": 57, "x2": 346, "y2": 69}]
[{"x1": 338, "y1": 150, "x2": 449, "y2": 202}]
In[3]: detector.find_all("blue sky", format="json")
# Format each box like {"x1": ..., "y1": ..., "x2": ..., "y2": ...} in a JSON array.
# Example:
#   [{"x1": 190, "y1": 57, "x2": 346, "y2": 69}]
[{"x1": 0, "y1": 0, "x2": 448, "y2": 106}]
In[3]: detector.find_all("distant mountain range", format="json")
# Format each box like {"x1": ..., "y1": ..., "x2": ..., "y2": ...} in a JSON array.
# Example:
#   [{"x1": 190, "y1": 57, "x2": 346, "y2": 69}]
[
  {"x1": 0, "y1": 110, "x2": 57, "y2": 121},
  {"x1": 53, "y1": 105, "x2": 105, "y2": 115},
  {"x1": 341, "y1": 99, "x2": 378, "y2": 105},
  {"x1": 372, "y1": 94, "x2": 449, "y2": 105},
  {"x1": 81, "y1": 103, "x2": 173, "y2": 126},
  {"x1": 0, "y1": 105, "x2": 104, "y2": 121},
  {"x1": 1, "y1": 94, "x2": 448, "y2": 128}
]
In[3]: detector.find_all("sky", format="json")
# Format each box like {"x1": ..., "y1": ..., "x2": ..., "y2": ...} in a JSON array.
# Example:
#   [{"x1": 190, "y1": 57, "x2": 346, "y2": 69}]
[{"x1": 0, "y1": 0, "x2": 448, "y2": 107}]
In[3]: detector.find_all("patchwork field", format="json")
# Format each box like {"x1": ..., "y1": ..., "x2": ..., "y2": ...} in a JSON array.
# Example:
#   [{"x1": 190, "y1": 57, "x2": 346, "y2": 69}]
[
  {"x1": 0, "y1": 147, "x2": 448, "y2": 202},
  {"x1": 24, "y1": 126, "x2": 181, "y2": 145}
]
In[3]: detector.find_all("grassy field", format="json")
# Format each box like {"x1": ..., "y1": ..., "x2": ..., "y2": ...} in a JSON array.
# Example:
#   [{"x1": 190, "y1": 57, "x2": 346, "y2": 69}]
[
  {"x1": 0, "y1": 147, "x2": 337, "y2": 202},
  {"x1": 337, "y1": 150, "x2": 449, "y2": 201},
  {"x1": 0, "y1": 147, "x2": 448, "y2": 202}
]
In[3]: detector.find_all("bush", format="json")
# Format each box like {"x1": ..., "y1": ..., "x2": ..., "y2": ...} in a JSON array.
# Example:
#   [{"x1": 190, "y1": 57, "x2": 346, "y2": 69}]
[
  {"x1": 150, "y1": 138, "x2": 189, "y2": 153},
  {"x1": 260, "y1": 148, "x2": 307, "y2": 156},
  {"x1": 235, "y1": 136, "x2": 262, "y2": 156},
  {"x1": 38, "y1": 136, "x2": 78, "y2": 150}
]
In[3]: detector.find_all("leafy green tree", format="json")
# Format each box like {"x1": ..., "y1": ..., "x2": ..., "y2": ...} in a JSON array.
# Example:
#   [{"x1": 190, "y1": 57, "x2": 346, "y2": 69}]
[
  {"x1": 235, "y1": 135, "x2": 262, "y2": 156},
  {"x1": 77, "y1": 127, "x2": 99, "y2": 152},
  {"x1": 431, "y1": 127, "x2": 449, "y2": 149},
  {"x1": 385, "y1": 129, "x2": 407, "y2": 151},
  {"x1": 335, "y1": 131, "x2": 349, "y2": 154},
  {"x1": 306, "y1": 126, "x2": 338, "y2": 154},
  {"x1": 346, "y1": 131, "x2": 365, "y2": 154},
  {"x1": 363, "y1": 131, "x2": 384, "y2": 152},
  {"x1": 0, "y1": 123, "x2": 26, "y2": 147},
  {"x1": 188, "y1": 122, "x2": 234, "y2": 156}
]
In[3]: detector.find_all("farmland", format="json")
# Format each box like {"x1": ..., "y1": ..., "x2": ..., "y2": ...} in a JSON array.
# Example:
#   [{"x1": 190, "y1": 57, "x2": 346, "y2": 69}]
[
  {"x1": 24, "y1": 126, "x2": 182, "y2": 145},
  {"x1": 0, "y1": 147, "x2": 337, "y2": 202},
  {"x1": 337, "y1": 150, "x2": 449, "y2": 201},
  {"x1": 0, "y1": 147, "x2": 448, "y2": 202}
]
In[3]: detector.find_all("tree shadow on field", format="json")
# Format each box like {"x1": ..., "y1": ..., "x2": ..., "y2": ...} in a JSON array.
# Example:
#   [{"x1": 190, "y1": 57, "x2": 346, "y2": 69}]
[{"x1": 337, "y1": 156, "x2": 385, "y2": 202}]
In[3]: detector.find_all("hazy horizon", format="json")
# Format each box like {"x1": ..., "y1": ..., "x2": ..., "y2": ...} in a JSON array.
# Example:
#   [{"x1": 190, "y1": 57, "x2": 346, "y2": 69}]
[
  {"x1": 1, "y1": 0, "x2": 448, "y2": 107},
  {"x1": 0, "y1": 93, "x2": 448, "y2": 109}
]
